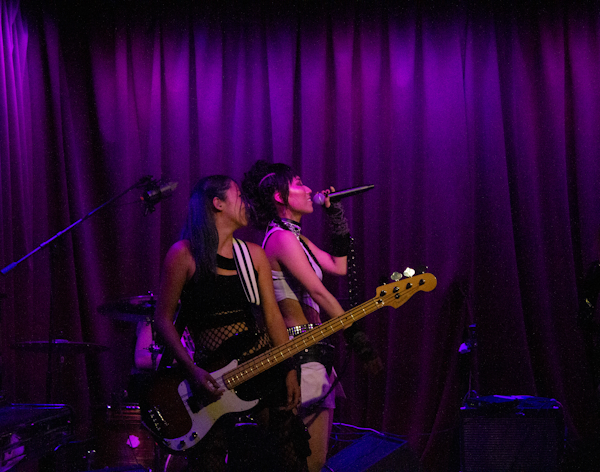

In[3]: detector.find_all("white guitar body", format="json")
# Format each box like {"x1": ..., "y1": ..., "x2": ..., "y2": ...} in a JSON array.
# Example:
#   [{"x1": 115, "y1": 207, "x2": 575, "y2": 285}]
[{"x1": 144, "y1": 359, "x2": 259, "y2": 453}]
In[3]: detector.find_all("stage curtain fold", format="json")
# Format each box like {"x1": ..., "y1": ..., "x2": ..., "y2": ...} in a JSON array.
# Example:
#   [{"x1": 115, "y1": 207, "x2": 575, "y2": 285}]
[{"x1": 2, "y1": 0, "x2": 600, "y2": 467}]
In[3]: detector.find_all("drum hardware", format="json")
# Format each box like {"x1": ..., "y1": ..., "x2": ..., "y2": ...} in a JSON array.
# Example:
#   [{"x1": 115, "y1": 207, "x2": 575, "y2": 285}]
[
  {"x1": 95, "y1": 403, "x2": 155, "y2": 470},
  {"x1": 94, "y1": 403, "x2": 186, "y2": 471},
  {"x1": 10, "y1": 340, "x2": 109, "y2": 409},
  {"x1": 0, "y1": 403, "x2": 74, "y2": 469},
  {"x1": 98, "y1": 293, "x2": 157, "y2": 323},
  {"x1": 100, "y1": 293, "x2": 183, "y2": 372},
  {"x1": 1, "y1": 176, "x2": 156, "y2": 404}
]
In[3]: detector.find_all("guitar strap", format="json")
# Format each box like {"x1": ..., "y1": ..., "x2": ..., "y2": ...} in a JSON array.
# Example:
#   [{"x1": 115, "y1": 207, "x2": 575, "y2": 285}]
[
  {"x1": 157, "y1": 239, "x2": 260, "y2": 371},
  {"x1": 232, "y1": 238, "x2": 261, "y2": 306}
]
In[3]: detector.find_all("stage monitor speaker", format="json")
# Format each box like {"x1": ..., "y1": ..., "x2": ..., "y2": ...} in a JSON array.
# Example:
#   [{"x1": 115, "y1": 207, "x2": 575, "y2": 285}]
[
  {"x1": 324, "y1": 432, "x2": 420, "y2": 472},
  {"x1": 460, "y1": 395, "x2": 564, "y2": 472}
]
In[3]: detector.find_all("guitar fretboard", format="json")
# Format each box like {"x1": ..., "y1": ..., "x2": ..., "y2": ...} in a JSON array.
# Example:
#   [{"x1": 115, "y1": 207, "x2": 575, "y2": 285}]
[{"x1": 223, "y1": 274, "x2": 433, "y2": 389}]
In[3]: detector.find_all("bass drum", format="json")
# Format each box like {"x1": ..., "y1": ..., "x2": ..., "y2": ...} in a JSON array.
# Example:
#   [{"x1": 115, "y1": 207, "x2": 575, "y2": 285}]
[
  {"x1": 163, "y1": 453, "x2": 187, "y2": 472},
  {"x1": 95, "y1": 404, "x2": 156, "y2": 469}
]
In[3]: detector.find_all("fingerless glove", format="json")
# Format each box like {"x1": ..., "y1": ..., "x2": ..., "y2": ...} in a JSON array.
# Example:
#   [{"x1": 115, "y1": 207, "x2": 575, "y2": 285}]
[
  {"x1": 325, "y1": 201, "x2": 351, "y2": 257},
  {"x1": 343, "y1": 323, "x2": 378, "y2": 363}
]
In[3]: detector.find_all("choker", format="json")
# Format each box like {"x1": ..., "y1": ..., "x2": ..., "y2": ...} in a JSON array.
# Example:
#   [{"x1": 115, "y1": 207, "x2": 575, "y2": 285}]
[
  {"x1": 216, "y1": 254, "x2": 236, "y2": 271},
  {"x1": 278, "y1": 218, "x2": 302, "y2": 237}
]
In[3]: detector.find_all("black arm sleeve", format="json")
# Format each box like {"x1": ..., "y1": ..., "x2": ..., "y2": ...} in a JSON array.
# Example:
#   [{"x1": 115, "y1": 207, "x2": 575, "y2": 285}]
[
  {"x1": 325, "y1": 201, "x2": 351, "y2": 257},
  {"x1": 343, "y1": 322, "x2": 378, "y2": 362}
]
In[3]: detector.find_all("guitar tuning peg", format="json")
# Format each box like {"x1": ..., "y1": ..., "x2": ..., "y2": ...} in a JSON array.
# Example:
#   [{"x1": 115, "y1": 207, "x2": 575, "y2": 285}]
[
  {"x1": 390, "y1": 272, "x2": 403, "y2": 281},
  {"x1": 403, "y1": 267, "x2": 416, "y2": 278},
  {"x1": 415, "y1": 265, "x2": 428, "y2": 275}
]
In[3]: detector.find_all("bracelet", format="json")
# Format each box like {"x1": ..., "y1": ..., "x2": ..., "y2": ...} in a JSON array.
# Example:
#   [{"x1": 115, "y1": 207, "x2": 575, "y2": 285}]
[{"x1": 287, "y1": 324, "x2": 321, "y2": 337}]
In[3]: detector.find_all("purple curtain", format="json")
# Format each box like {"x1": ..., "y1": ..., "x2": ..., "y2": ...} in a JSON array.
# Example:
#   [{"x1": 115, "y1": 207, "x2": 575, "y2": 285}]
[{"x1": 2, "y1": 0, "x2": 600, "y2": 468}]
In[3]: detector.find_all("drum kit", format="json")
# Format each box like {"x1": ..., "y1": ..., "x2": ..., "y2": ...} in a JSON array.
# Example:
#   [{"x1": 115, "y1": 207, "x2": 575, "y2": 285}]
[
  {"x1": 1, "y1": 176, "x2": 186, "y2": 470},
  {"x1": 9, "y1": 293, "x2": 185, "y2": 472},
  {"x1": 97, "y1": 293, "x2": 157, "y2": 323},
  {"x1": 11, "y1": 293, "x2": 157, "y2": 354}
]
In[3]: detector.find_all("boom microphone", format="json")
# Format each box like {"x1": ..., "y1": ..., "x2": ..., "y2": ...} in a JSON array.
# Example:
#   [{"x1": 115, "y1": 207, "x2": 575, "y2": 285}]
[
  {"x1": 141, "y1": 179, "x2": 178, "y2": 215},
  {"x1": 313, "y1": 184, "x2": 375, "y2": 206}
]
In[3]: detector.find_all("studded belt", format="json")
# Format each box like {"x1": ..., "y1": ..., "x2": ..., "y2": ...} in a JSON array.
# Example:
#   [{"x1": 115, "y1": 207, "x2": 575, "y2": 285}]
[{"x1": 287, "y1": 323, "x2": 321, "y2": 337}]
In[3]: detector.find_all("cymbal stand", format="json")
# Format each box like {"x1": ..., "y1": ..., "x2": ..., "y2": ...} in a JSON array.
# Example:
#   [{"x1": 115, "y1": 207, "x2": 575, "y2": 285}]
[
  {"x1": 149, "y1": 321, "x2": 161, "y2": 372},
  {"x1": 143, "y1": 292, "x2": 161, "y2": 372},
  {"x1": 1, "y1": 175, "x2": 154, "y2": 403}
]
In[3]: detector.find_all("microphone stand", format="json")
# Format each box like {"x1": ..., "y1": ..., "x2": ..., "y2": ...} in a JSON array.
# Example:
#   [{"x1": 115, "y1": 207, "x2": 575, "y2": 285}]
[
  {"x1": 459, "y1": 324, "x2": 478, "y2": 402},
  {"x1": 1, "y1": 175, "x2": 153, "y2": 403}
]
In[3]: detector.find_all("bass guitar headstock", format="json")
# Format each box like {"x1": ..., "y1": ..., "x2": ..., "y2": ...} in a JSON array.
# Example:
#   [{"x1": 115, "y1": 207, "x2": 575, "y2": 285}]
[{"x1": 375, "y1": 268, "x2": 437, "y2": 310}]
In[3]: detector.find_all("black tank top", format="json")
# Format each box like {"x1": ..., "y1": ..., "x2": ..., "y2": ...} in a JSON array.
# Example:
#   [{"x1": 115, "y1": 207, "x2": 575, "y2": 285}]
[
  {"x1": 179, "y1": 255, "x2": 287, "y2": 407},
  {"x1": 178, "y1": 255, "x2": 268, "y2": 361}
]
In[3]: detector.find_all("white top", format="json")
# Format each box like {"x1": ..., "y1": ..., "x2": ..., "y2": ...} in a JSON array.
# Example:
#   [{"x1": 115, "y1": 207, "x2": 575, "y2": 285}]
[{"x1": 262, "y1": 220, "x2": 322, "y2": 314}]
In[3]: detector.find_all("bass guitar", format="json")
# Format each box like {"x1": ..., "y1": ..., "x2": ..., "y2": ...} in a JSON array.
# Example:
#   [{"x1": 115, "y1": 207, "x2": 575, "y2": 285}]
[{"x1": 141, "y1": 272, "x2": 437, "y2": 453}]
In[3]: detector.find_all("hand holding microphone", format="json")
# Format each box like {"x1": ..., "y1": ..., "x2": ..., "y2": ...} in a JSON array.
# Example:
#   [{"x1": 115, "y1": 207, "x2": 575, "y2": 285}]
[
  {"x1": 313, "y1": 184, "x2": 375, "y2": 206},
  {"x1": 315, "y1": 186, "x2": 336, "y2": 208},
  {"x1": 315, "y1": 185, "x2": 375, "y2": 258}
]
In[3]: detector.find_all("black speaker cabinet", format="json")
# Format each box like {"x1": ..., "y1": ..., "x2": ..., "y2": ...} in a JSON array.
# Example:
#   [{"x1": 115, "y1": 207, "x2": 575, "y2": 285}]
[
  {"x1": 325, "y1": 432, "x2": 420, "y2": 472},
  {"x1": 460, "y1": 395, "x2": 564, "y2": 472}
]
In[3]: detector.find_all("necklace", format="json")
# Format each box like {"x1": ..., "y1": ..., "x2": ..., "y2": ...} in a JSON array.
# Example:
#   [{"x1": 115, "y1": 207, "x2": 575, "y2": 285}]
[
  {"x1": 275, "y1": 218, "x2": 301, "y2": 238},
  {"x1": 268, "y1": 217, "x2": 323, "y2": 274}
]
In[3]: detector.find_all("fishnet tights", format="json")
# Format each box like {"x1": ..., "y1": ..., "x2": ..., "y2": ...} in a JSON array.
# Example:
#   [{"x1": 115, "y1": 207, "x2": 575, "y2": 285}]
[
  {"x1": 186, "y1": 314, "x2": 308, "y2": 470},
  {"x1": 195, "y1": 321, "x2": 270, "y2": 359}
]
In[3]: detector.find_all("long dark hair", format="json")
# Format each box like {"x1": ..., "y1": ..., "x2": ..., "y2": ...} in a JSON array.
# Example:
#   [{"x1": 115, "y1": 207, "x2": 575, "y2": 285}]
[
  {"x1": 181, "y1": 175, "x2": 233, "y2": 280},
  {"x1": 241, "y1": 160, "x2": 297, "y2": 229}
]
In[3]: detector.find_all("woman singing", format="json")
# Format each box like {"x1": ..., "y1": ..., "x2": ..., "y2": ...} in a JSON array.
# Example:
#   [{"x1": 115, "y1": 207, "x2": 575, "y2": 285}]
[
  {"x1": 153, "y1": 175, "x2": 308, "y2": 471},
  {"x1": 242, "y1": 161, "x2": 380, "y2": 472}
]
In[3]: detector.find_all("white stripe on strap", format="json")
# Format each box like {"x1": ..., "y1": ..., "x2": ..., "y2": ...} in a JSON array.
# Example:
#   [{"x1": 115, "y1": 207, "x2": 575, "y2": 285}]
[
  {"x1": 240, "y1": 241, "x2": 261, "y2": 305},
  {"x1": 232, "y1": 239, "x2": 260, "y2": 305}
]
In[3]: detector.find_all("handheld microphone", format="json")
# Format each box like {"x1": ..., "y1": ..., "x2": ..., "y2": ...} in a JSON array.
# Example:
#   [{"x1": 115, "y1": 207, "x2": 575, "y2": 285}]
[
  {"x1": 141, "y1": 179, "x2": 178, "y2": 215},
  {"x1": 313, "y1": 184, "x2": 375, "y2": 205}
]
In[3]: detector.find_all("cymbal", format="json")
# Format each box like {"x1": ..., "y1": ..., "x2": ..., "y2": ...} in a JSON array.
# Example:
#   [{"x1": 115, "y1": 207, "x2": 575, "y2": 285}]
[
  {"x1": 12, "y1": 339, "x2": 109, "y2": 354},
  {"x1": 98, "y1": 294, "x2": 156, "y2": 322}
]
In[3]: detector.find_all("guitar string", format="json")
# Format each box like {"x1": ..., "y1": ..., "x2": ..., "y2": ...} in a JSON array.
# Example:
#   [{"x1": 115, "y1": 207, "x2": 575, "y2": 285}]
[
  {"x1": 150, "y1": 277, "x2": 431, "y2": 450},
  {"x1": 224, "y1": 276, "x2": 431, "y2": 389},
  {"x1": 226, "y1": 293, "x2": 404, "y2": 386},
  {"x1": 228, "y1": 282, "x2": 421, "y2": 383}
]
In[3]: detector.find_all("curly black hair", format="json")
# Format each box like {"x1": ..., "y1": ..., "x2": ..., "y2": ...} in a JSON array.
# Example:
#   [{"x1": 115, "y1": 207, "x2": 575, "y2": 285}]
[{"x1": 241, "y1": 160, "x2": 297, "y2": 229}]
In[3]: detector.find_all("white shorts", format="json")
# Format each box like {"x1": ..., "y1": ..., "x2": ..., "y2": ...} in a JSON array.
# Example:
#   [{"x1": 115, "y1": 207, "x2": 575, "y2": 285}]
[{"x1": 299, "y1": 362, "x2": 339, "y2": 410}]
